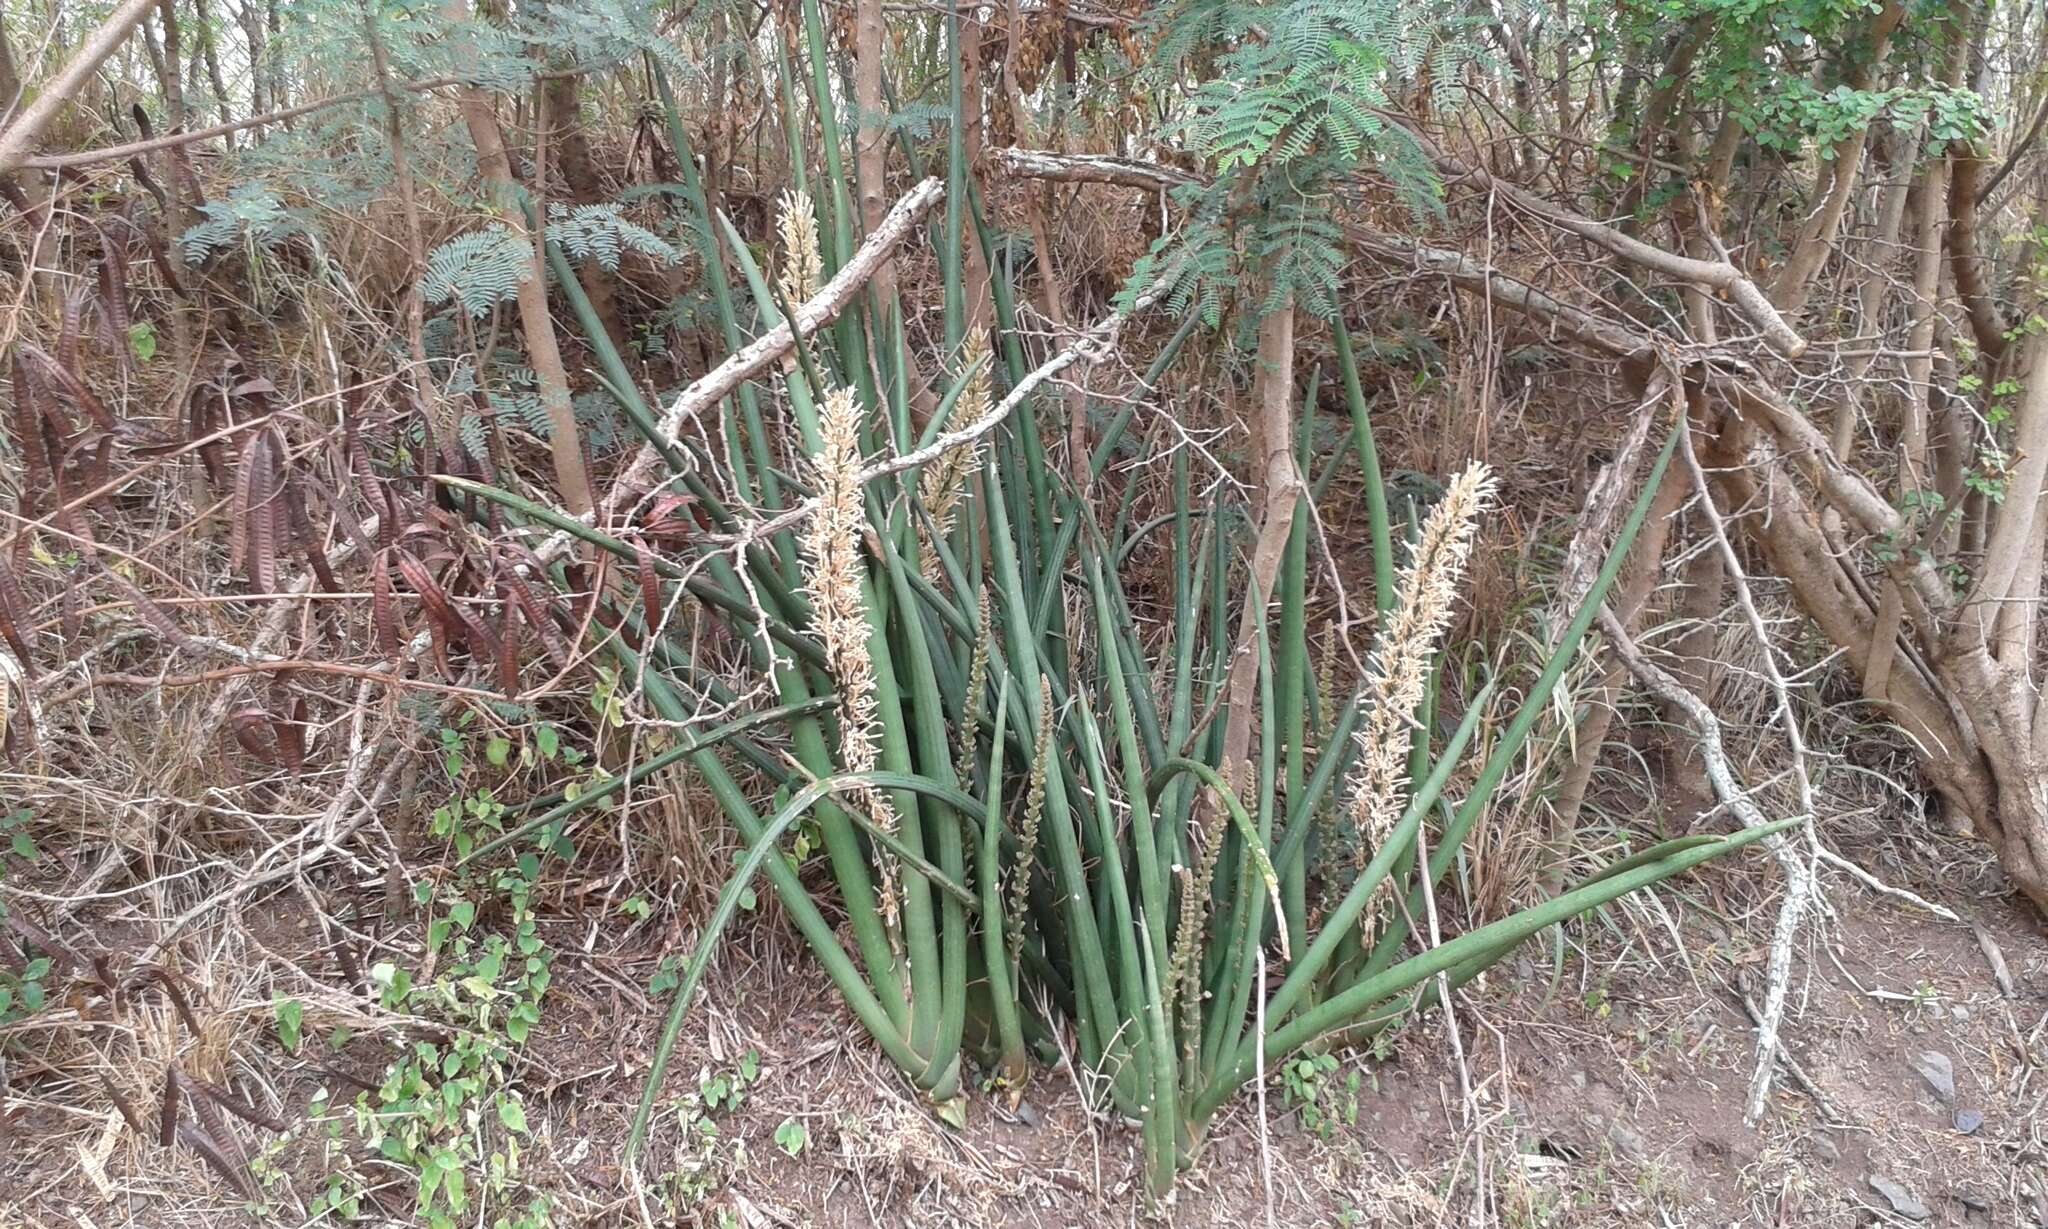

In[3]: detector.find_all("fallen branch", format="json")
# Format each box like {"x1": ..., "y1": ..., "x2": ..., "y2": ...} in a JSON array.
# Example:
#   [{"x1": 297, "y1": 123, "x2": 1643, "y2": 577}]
[
  {"x1": 992, "y1": 142, "x2": 1787, "y2": 364},
  {"x1": 0, "y1": 0, "x2": 165, "y2": 175},
  {"x1": 14, "y1": 68, "x2": 594, "y2": 171},
  {"x1": 1352, "y1": 228, "x2": 1658, "y2": 360},
  {"x1": 568, "y1": 176, "x2": 946, "y2": 561},
  {"x1": 1730, "y1": 978, "x2": 1840, "y2": 1122},
  {"x1": 1593, "y1": 605, "x2": 1815, "y2": 1125},
  {"x1": 1006, "y1": 129, "x2": 1795, "y2": 362},
  {"x1": 21, "y1": 87, "x2": 379, "y2": 170},
  {"x1": 989, "y1": 146, "x2": 1199, "y2": 192},
  {"x1": 1674, "y1": 419, "x2": 1823, "y2": 1124}
]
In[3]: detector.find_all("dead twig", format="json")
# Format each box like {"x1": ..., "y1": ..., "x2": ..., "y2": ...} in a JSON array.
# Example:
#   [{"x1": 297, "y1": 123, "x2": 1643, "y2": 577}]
[{"x1": 1593, "y1": 605, "x2": 1815, "y2": 1124}]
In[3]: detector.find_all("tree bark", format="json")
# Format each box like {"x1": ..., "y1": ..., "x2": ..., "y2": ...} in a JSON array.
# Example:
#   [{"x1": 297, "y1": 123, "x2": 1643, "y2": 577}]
[
  {"x1": 365, "y1": 2, "x2": 449, "y2": 452},
  {"x1": 1767, "y1": 0, "x2": 1907, "y2": 316},
  {"x1": 1658, "y1": 495, "x2": 1727, "y2": 823},
  {"x1": 188, "y1": 0, "x2": 232, "y2": 133},
  {"x1": 958, "y1": 7, "x2": 994, "y2": 338},
  {"x1": 1543, "y1": 442, "x2": 1689, "y2": 885},
  {"x1": 543, "y1": 68, "x2": 626, "y2": 353},
  {"x1": 1219, "y1": 303, "x2": 1303, "y2": 790},
  {"x1": 443, "y1": 0, "x2": 593, "y2": 517},
  {"x1": 852, "y1": 0, "x2": 895, "y2": 306},
  {"x1": 237, "y1": 0, "x2": 267, "y2": 118},
  {"x1": 1703, "y1": 369, "x2": 2048, "y2": 911}
]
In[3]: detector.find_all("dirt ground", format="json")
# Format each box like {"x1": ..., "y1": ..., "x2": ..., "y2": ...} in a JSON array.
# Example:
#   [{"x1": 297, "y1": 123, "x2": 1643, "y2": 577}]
[{"x1": 2, "y1": 812, "x2": 2041, "y2": 1229}]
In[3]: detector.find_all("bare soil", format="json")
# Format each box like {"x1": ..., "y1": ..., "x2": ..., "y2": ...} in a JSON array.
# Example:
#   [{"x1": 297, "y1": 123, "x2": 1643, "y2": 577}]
[{"x1": 3, "y1": 821, "x2": 2041, "y2": 1228}]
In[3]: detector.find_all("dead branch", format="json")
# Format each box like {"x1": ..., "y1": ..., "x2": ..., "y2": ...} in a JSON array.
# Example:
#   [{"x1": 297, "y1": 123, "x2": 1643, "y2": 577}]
[
  {"x1": 0, "y1": 0, "x2": 164, "y2": 175},
  {"x1": 1387, "y1": 118, "x2": 1807, "y2": 357},
  {"x1": 1593, "y1": 605, "x2": 1815, "y2": 1124},
  {"x1": 1351, "y1": 228, "x2": 1657, "y2": 360},
  {"x1": 989, "y1": 146, "x2": 1200, "y2": 192},
  {"x1": 566, "y1": 176, "x2": 946, "y2": 556}
]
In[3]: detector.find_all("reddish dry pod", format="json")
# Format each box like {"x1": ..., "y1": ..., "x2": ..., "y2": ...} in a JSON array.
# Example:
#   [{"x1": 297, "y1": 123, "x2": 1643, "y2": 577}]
[
  {"x1": 228, "y1": 708, "x2": 280, "y2": 763},
  {"x1": 640, "y1": 492, "x2": 710, "y2": 540}
]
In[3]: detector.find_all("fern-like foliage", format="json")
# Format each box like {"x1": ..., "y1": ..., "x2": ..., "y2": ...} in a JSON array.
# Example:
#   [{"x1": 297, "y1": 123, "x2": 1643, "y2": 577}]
[
  {"x1": 422, "y1": 227, "x2": 534, "y2": 319},
  {"x1": 457, "y1": 413, "x2": 492, "y2": 463},
  {"x1": 1119, "y1": 188, "x2": 1235, "y2": 326},
  {"x1": 1249, "y1": 199, "x2": 1346, "y2": 319},
  {"x1": 1166, "y1": 0, "x2": 1478, "y2": 180},
  {"x1": 494, "y1": 389, "x2": 550, "y2": 438},
  {"x1": 547, "y1": 204, "x2": 681, "y2": 271},
  {"x1": 1128, "y1": 0, "x2": 1479, "y2": 324},
  {"x1": 180, "y1": 184, "x2": 311, "y2": 263},
  {"x1": 888, "y1": 100, "x2": 954, "y2": 139},
  {"x1": 573, "y1": 390, "x2": 628, "y2": 451},
  {"x1": 526, "y1": 0, "x2": 696, "y2": 82}
]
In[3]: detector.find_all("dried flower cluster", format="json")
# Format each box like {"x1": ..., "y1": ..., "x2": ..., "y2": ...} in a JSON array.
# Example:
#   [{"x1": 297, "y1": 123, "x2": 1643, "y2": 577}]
[
  {"x1": 955, "y1": 587, "x2": 993, "y2": 786},
  {"x1": 777, "y1": 188, "x2": 822, "y2": 307},
  {"x1": 800, "y1": 387, "x2": 900, "y2": 921},
  {"x1": 917, "y1": 343, "x2": 992, "y2": 583},
  {"x1": 1007, "y1": 676, "x2": 1054, "y2": 974},
  {"x1": 1350, "y1": 462, "x2": 1496, "y2": 923}
]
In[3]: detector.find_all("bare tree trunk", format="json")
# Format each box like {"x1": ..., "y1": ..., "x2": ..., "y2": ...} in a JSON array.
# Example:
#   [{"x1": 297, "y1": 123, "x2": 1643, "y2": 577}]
[
  {"x1": 366, "y1": 2, "x2": 445, "y2": 447},
  {"x1": 154, "y1": 0, "x2": 187, "y2": 191},
  {"x1": 1830, "y1": 123, "x2": 1917, "y2": 467},
  {"x1": 1701, "y1": 365, "x2": 2048, "y2": 910},
  {"x1": 189, "y1": 0, "x2": 233, "y2": 135},
  {"x1": 264, "y1": 0, "x2": 283, "y2": 115},
  {"x1": 1614, "y1": 14, "x2": 1716, "y2": 221},
  {"x1": 237, "y1": 0, "x2": 267, "y2": 119},
  {"x1": 146, "y1": 0, "x2": 204, "y2": 380},
  {"x1": 0, "y1": 7, "x2": 20, "y2": 117},
  {"x1": 1542, "y1": 447, "x2": 1689, "y2": 885},
  {"x1": 1657, "y1": 118, "x2": 1731, "y2": 821},
  {"x1": 1946, "y1": 7, "x2": 2008, "y2": 364},
  {"x1": 543, "y1": 68, "x2": 626, "y2": 352},
  {"x1": 852, "y1": 0, "x2": 895, "y2": 305},
  {"x1": 1767, "y1": 2, "x2": 1905, "y2": 316},
  {"x1": 443, "y1": 0, "x2": 593, "y2": 517},
  {"x1": 0, "y1": 7, "x2": 54, "y2": 302},
  {"x1": 1219, "y1": 303, "x2": 1303, "y2": 789},
  {"x1": 958, "y1": 6, "x2": 993, "y2": 338},
  {"x1": 1659, "y1": 501, "x2": 1727, "y2": 823}
]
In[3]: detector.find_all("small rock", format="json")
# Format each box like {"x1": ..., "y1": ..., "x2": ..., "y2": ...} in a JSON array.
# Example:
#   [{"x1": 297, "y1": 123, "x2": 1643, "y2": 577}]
[
  {"x1": 1607, "y1": 1122, "x2": 1648, "y2": 1163},
  {"x1": 1014, "y1": 1101, "x2": 1042, "y2": 1128},
  {"x1": 1812, "y1": 1133, "x2": 1841, "y2": 1164},
  {"x1": 1569, "y1": 1069, "x2": 1588, "y2": 1090},
  {"x1": 1869, "y1": 1176, "x2": 1932, "y2": 1222},
  {"x1": 1961, "y1": 1190, "x2": 1992, "y2": 1212},
  {"x1": 1910, "y1": 1050, "x2": 1957, "y2": 1104},
  {"x1": 1955, "y1": 1108, "x2": 1985, "y2": 1134},
  {"x1": 1953, "y1": 1005, "x2": 1972, "y2": 1022}
]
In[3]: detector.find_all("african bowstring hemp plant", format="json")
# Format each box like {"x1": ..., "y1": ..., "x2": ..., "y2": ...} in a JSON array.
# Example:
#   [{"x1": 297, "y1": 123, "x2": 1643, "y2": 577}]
[
  {"x1": 450, "y1": 270, "x2": 1789, "y2": 1194},
  {"x1": 1080, "y1": 414, "x2": 1795, "y2": 1194},
  {"x1": 432, "y1": 25, "x2": 1785, "y2": 1191}
]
